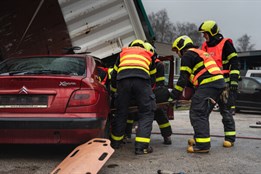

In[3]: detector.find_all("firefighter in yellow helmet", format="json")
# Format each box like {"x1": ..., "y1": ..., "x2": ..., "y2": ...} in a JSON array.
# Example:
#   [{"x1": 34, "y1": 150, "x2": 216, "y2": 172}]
[
  {"x1": 199, "y1": 20, "x2": 239, "y2": 147},
  {"x1": 145, "y1": 42, "x2": 172, "y2": 144},
  {"x1": 124, "y1": 42, "x2": 172, "y2": 145},
  {"x1": 110, "y1": 39, "x2": 157, "y2": 155},
  {"x1": 170, "y1": 35, "x2": 226, "y2": 153}
]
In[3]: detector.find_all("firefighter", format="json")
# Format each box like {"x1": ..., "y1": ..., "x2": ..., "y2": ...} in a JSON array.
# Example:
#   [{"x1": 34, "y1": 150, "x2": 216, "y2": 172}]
[
  {"x1": 145, "y1": 42, "x2": 172, "y2": 144},
  {"x1": 97, "y1": 66, "x2": 108, "y2": 86},
  {"x1": 198, "y1": 20, "x2": 239, "y2": 146},
  {"x1": 110, "y1": 39, "x2": 157, "y2": 155},
  {"x1": 170, "y1": 35, "x2": 226, "y2": 153},
  {"x1": 124, "y1": 42, "x2": 173, "y2": 145}
]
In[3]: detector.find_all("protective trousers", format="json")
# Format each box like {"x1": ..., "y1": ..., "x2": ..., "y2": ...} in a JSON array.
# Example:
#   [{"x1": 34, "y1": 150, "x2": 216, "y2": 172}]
[
  {"x1": 154, "y1": 108, "x2": 172, "y2": 138},
  {"x1": 111, "y1": 78, "x2": 156, "y2": 149},
  {"x1": 218, "y1": 90, "x2": 236, "y2": 142},
  {"x1": 125, "y1": 108, "x2": 172, "y2": 138},
  {"x1": 190, "y1": 87, "x2": 223, "y2": 150},
  {"x1": 228, "y1": 90, "x2": 238, "y2": 114}
]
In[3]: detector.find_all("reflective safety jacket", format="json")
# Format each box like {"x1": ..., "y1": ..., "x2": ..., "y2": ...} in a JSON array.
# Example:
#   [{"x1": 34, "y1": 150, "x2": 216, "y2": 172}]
[
  {"x1": 189, "y1": 48, "x2": 223, "y2": 86},
  {"x1": 118, "y1": 47, "x2": 153, "y2": 74},
  {"x1": 173, "y1": 48, "x2": 225, "y2": 94},
  {"x1": 201, "y1": 38, "x2": 239, "y2": 83},
  {"x1": 110, "y1": 47, "x2": 156, "y2": 92}
]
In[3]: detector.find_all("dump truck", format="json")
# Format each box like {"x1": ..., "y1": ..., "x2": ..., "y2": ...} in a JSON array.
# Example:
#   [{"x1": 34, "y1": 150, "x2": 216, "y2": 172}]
[{"x1": 0, "y1": 0, "x2": 154, "y2": 60}]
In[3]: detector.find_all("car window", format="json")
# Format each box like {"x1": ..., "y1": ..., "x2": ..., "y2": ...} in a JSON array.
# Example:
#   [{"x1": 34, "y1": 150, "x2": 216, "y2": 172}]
[
  {"x1": 0, "y1": 56, "x2": 86, "y2": 76},
  {"x1": 242, "y1": 79, "x2": 259, "y2": 90}
]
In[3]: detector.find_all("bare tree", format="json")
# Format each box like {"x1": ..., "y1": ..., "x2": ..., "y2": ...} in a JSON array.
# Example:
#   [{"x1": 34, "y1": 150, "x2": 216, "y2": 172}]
[
  {"x1": 148, "y1": 9, "x2": 173, "y2": 43},
  {"x1": 173, "y1": 22, "x2": 203, "y2": 47},
  {"x1": 236, "y1": 34, "x2": 255, "y2": 52},
  {"x1": 148, "y1": 9, "x2": 203, "y2": 46}
]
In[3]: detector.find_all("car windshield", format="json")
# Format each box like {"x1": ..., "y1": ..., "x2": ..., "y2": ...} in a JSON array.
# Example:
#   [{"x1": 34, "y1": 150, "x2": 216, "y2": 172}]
[
  {"x1": 255, "y1": 77, "x2": 261, "y2": 84},
  {"x1": 0, "y1": 56, "x2": 86, "y2": 76}
]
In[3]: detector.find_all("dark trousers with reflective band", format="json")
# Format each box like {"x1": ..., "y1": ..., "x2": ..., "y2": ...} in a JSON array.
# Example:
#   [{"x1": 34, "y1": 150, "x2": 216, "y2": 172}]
[
  {"x1": 154, "y1": 108, "x2": 172, "y2": 137},
  {"x1": 190, "y1": 87, "x2": 223, "y2": 150},
  {"x1": 111, "y1": 78, "x2": 156, "y2": 149},
  {"x1": 228, "y1": 90, "x2": 238, "y2": 112},
  {"x1": 218, "y1": 90, "x2": 236, "y2": 142},
  {"x1": 125, "y1": 112, "x2": 136, "y2": 137},
  {"x1": 125, "y1": 108, "x2": 172, "y2": 138}
]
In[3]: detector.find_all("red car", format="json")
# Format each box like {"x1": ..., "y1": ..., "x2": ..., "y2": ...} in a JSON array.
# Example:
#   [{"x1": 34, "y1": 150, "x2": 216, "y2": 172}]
[{"x1": 0, "y1": 55, "x2": 110, "y2": 144}]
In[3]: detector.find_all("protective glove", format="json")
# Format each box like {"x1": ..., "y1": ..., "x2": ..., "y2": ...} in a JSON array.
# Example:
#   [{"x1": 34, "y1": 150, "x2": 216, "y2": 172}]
[
  {"x1": 220, "y1": 87, "x2": 229, "y2": 104},
  {"x1": 230, "y1": 81, "x2": 238, "y2": 91},
  {"x1": 169, "y1": 89, "x2": 180, "y2": 100}
]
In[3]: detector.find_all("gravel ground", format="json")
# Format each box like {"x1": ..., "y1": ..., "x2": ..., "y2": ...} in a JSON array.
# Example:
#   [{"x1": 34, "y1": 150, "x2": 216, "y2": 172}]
[{"x1": 0, "y1": 110, "x2": 260, "y2": 174}]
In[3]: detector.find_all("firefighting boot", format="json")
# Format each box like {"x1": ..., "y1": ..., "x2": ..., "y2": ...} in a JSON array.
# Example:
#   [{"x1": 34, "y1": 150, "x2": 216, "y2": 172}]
[
  {"x1": 223, "y1": 141, "x2": 234, "y2": 148},
  {"x1": 110, "y1": 139, "x2": 122, "y2": 149},
  {"x1": 123, "y1": 134, "x2": 132, "y2": 144},
  {"x1": 163, "y1": 136, "x2": 172, "y2": 145},
  {"x1": 188, "y1": 138, "x2": 195, "y2": 146},
  {"x1": 187, "y1": 146, "x2": 209, "y2": 153},
  {"x1": 135, "y1": 146, "x2": 153, "y2": 155}
]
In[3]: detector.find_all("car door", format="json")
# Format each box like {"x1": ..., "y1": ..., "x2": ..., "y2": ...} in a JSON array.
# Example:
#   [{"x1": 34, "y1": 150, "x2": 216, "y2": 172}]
[{"x1": 237, "y1": 77, "x2": 261, "y2": 110}]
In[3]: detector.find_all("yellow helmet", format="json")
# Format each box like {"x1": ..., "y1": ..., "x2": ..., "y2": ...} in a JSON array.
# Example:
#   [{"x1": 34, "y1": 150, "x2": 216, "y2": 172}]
[
  {"x1": 198, "y1": 20, "x2": 219, "y2": 36},
  {"x1": 129, "y1": 39, "x2": 145, "y2": 48},
  {"x1": 144, "y1": 42, "x2": 155, "y2": 54},
  {"x1": 172, "y1": 35, "x2": 193, "y2": 51}
]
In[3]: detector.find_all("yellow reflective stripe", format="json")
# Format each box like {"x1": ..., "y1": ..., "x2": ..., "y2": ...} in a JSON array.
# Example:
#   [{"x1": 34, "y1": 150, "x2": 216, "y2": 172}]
[
  {"x1": 227, "y1": 52, "x2": 238, "y2": 60},
  {"x1": 156, "y1": 76, "x2": 165, "y2": 82},
  {"x1": 231, "y1": 106, "x2": 236, "y2": 109},
  {"x1": 230, "y1": 81, "x2": 238, "y2": 85},
  {"x1": 224, "y1": 77, "x2": 230, "y2": 83},
  {"x1": 222, "y1": 60, "x2": 229, "y2": 65},
  {"x1": 111, "y1": 133, "x2": 124, "y2": 141},
  {"x1": 120, "y1": 60, "x2": 149, "y2": 69},
  {"x1": 230, "y1": 70, "x2": 240, "y2": 75},
  {"x1": 193, "y1": 62, "x2": 204, "y2": 73},
  {"x1": 225, "y1": 131, "x2": 236, "y2": 136},
  {"x1": 135, "y1": 137, "x2": 150, "y2": 143},
  {"x1": 196, "y1": 137, "x2": 211, "y2": 143},
  {"x1": 121, "y1": 54, "x2": 150, "y2": 65},
  {"x1": 200, "y1": 75, "x2": 224, "y2": 85},
  {"x1": 205, "y1": 60, "x2": 216, "y2": 67},
  {"x1": 110, "y1": 86, "x2": 117, "y2": 92},
  {"x1": 118, "y1": 66, "x2": 150, "y2": 75},
  {"x1": 108, "y1": 68, "x2": 113, "y2": 79},
  {"x1": 127, "y1": 120, "x2": 134, "y2": 124},
  {"x1": 150, "y1": 68, "x2": 156, "y2": 75},
  {"x1": 113, "y1": 65, "x2": 118, "y2": 72},
  {"x1": 208, "y1": 67, "x2": 221, "y2": 73},
  {"x1": 159, "y1": 122, "x2": 170, "y2": 129},
  {"x1": 190, "y1": 74, "x2": 195, "y2": 82},
  {"x1": 175, "y1": 85, "x2": 183, "y2": 92},
  {"x1": 180, "y1": 66, "x2": 192, "y2": 74}
]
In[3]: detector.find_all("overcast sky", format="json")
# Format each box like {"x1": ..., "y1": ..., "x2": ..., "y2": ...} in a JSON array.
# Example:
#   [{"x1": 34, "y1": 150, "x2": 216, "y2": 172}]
[{"x1": 142, "y1": 0, "x2": 261, "y2": 50}]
